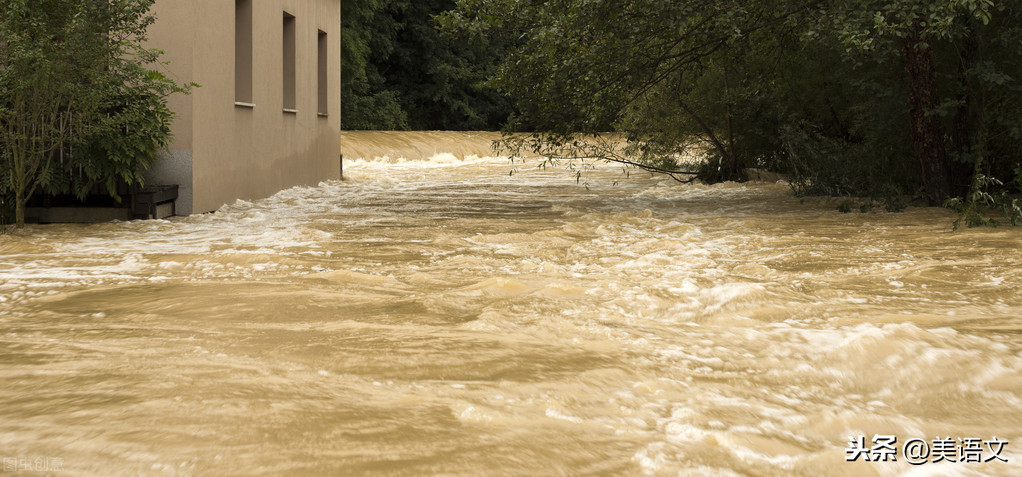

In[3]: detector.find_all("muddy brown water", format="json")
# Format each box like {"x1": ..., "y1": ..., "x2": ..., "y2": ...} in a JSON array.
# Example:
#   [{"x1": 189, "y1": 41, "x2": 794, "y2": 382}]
[{"x1": 1, "y1": 131, "x2": 1020, "y2": 476}]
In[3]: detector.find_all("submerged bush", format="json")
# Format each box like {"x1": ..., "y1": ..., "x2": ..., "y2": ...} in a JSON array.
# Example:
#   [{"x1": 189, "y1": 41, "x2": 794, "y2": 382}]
[
  {"x1": 945, "y1": 163, "x2": 1022, "y2": 230},
  {"x1": 779, "y1": 125, "x2": 917, "y2": 212}
]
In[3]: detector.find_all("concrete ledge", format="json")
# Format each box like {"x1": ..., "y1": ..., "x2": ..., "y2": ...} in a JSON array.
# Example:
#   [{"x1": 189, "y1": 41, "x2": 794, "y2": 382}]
[
  {"x1": 131, "y1": 185, "x2": 179, "y2": 219},
  {"x1": 26, "y1": 207, "x2": 132, "y2": 224},
  {"x1": 25, "y1": 203, "x2": 176, "y2": 224},
  {"x1": 154, "y1": 202, "x2": 175, "y2": 219}
]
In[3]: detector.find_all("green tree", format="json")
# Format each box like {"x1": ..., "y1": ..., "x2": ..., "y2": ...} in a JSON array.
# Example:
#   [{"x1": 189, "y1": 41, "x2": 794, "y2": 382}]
[
  {"x1": 821, "y1": 0, "x2": 996, "y2": 205},
  {"x1": 342, "y1": 0, "x2": 515, "y2": 130},
  {"x1": 442, "y1": 0, "x2": 825, "y2": 181},
  {"x1": 444, "y1": 0, "x2": 1019, "y2": 212},
  {"x1": 940, "y1": 2, "x2": 1022, "y2": 226},
  {"x1": 0, "y1": 0, "x2": 184, "y2": 227},
  {"x1": 341, "y1": 0, "x2": 408, "y2": 130},
  {"x1": 788, "y1": 0, "x2": 1021, "y2": 215}
]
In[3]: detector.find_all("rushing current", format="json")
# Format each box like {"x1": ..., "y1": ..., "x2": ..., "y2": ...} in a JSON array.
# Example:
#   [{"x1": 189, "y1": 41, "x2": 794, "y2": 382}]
[{"x1": 1, "y1": 131, "x2": 1020, "y2": 476}]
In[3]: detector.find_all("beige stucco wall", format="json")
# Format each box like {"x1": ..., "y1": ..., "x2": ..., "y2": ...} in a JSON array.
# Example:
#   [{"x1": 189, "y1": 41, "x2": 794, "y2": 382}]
[{"x1": 147, "y1": 0, "x2": 341, "y2": 215}]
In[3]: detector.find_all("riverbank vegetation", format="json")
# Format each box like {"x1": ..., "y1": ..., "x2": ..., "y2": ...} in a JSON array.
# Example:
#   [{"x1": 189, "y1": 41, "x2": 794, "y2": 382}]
[
  {"x1": 0, "y1": 0, "x2": 186, "y2": 228},
  {"x1": 344, "y1": 0, "x2": 1022, "y2": 227}
]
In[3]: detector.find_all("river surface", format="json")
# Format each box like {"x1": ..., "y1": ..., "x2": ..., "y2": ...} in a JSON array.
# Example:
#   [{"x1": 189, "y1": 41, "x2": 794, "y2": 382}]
[{"x1": 1, "y1": 131, "x2": 1021, "y2": 476}]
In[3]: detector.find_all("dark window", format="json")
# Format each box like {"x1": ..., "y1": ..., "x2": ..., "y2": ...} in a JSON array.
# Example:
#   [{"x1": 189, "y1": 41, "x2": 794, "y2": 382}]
[
  {"x1": 282, "y1": 12, "x2": 296, "y2": 112},
  {"x1": 317, "y1": 30, "x2": 328, "y2": 115},
  {"x1": 235, "y1": 0, "x2": 253, "y2": 104}
]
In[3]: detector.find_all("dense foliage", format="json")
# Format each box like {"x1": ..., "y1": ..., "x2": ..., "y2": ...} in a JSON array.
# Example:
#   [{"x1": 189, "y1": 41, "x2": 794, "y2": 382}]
[
  {"x1": 341, "y1": 0, "x2": 515, "y2": 130},
  {"x1": 439, "y1": 0, "x2": 1022, "y2": 223},
  {"x1": 0, "y1": 0, "x2": 186, "y2": 227}
]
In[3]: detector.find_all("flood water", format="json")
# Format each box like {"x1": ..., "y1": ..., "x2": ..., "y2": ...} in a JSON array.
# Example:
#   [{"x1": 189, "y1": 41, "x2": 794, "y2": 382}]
[{"x1": 1, "y1": 131, "x2": 1020, "y2": 476}]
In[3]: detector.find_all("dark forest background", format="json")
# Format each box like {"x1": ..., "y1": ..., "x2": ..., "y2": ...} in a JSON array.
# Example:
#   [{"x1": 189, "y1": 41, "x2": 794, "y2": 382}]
[
  {"x1": 341, "y1": 0, "x2": 1022, "y2": 225},
  {"x1": 341, "y1": 0, "x2": 515, "y2": 130}
]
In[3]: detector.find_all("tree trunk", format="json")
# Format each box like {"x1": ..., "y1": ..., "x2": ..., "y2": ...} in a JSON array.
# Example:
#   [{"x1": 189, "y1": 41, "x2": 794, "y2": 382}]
[
  {"x1": 902, "y1": 28, "x2": 951, "y2": 206},
  {"x1": 15, "y1": 188, "x2": 26, "y2": 228},
  {"x1": 723, "y1": 64, "x2": 741, "y2": 181},
  {"x1": 950, "y1": 18, "x2": 984, "y2": 196}
]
